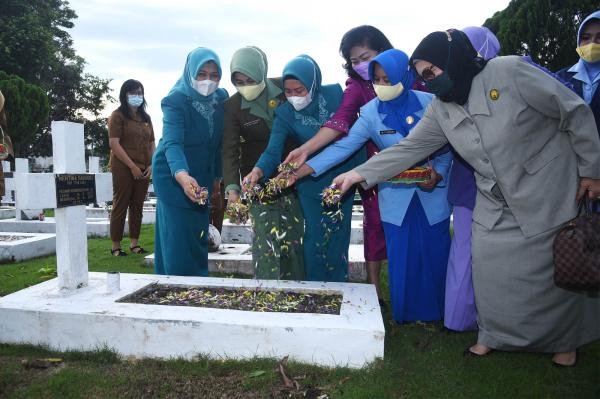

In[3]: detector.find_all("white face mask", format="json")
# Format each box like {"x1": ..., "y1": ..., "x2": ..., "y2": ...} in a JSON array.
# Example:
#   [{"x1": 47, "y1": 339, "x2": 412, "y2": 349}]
[
  {"x1": 287, "y1": 92, "x2": 312, "y2": 111},
  {"x1": 192, "y1": 79, "x2": 218, "y2": 96},
  {"x1": 373, "y1": 82, "x2": 404, "y2": 102},
  {"x1": 236, "y1": 80, "x2": 266, "y2": 101}
]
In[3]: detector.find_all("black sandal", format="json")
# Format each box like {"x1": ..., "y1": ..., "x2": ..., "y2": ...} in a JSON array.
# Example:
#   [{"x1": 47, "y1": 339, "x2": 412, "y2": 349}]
[
  {"x1": 130, "y1": 245, "x2": 147, "y2": 254},
  {"x1": 111, "y1": 248, "x2": 127, "y2": 256}
]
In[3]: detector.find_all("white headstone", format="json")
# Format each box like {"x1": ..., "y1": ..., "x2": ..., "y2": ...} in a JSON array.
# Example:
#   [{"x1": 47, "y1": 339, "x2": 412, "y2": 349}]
[
  {"x1": 88, "y1": 156, "x2": 100, "y2": 173},
  {"x1": 14, "y1": 121, "x2": 112, "y2": 290},
  {"x1": 2, "y1": 160, "x2": 14, "y2": 204},
  {"x1": 13, "y1": 158, "x2": 43, "y2": 220}
]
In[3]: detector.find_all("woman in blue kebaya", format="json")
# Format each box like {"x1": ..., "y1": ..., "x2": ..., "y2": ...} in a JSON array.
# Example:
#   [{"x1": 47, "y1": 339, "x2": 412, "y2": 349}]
[
  {"x1": 292, "y1": 49, "x2": 452, "y2": 322},
  {"x1": 244, "y1": 55, "x2": 365, "y2": 282},
  {"x1": 152, "y1": 47, "x2": 228, "y2": 276}
]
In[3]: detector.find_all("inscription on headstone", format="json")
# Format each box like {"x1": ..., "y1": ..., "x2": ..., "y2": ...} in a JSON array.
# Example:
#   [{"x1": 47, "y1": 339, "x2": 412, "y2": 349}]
[{"x1": 55, "y1": 174, "x2": 97, "y2": 208}]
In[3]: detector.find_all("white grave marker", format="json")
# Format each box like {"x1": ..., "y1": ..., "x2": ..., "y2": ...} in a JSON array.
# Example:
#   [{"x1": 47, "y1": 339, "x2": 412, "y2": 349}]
[
  {"x1": 14, "y1": 158, "x2": 43, "y2": 220},
  {"x1": 2, "y1": 160, "x2": 13, "y2": 204},
  {"x1": 14, "y1": 121, "x2": 111, "y2": 289},
  {"x1": 88, "y1": 156, "x2": 100, "y2": 173}
]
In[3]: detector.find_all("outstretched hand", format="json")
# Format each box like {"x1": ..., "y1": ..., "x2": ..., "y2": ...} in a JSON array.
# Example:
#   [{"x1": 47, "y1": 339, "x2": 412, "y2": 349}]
[
  {"x1": 242, "y1": 167, "x2": 264, "y2": 190},
  {"x1": 282, "y1": 147, "x2": 309, "y2": 168},
  {"x1": 332, "y1": 170, "x2": 365, "y2": 194}
]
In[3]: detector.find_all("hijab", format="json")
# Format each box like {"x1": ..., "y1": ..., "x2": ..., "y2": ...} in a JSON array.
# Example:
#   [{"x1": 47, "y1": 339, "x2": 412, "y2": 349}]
[
  {"x1": 282, "y1": 54, "x2": 329, "y2": 123},
  {"x1": 462, "y1": 26, "x2": 501, "y2": 61},
  {"x1": 169, "y1": 47, "x2": 223, "y2": 102},
  {"x1": 410, "y1": 29, "x2": 486, "y2": 105},
  {"x1": 369, "y1": 49, "x2": 423, "y2": 136},
  {"x1": 577, "y1": 11, "x2": 600, "y2": 79},
  {"x1": 230, "y1": 46, "x2": 282, "y2": 124}
]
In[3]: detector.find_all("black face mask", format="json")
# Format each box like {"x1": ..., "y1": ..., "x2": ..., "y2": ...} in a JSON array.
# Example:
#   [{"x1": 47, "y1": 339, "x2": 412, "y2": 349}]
[{"x1": 424, "y1": 71, "x2": 454, "y2": 98}]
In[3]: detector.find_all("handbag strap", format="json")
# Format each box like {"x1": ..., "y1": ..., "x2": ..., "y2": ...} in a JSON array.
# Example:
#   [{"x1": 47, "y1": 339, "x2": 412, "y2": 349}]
[{"x1": 577, "y1": 195, "x2": 594, "y2": 217}]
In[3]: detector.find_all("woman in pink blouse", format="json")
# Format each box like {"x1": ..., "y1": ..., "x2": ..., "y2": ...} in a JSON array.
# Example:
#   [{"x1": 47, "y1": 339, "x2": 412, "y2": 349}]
[{"x1": 284, "y1": 25, "x2": 392, "y2": 304}]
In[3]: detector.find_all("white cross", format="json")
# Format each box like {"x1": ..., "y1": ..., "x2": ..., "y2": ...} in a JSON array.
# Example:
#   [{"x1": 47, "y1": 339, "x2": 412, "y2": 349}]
[{"x1": 14, "y1": 121, "x2": 112, "y2": 290}]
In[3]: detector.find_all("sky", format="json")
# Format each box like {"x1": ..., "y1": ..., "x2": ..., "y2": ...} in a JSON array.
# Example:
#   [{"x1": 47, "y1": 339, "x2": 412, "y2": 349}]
[{"x1": 66, "y1": 0, "x2": 511, "y2": 139}]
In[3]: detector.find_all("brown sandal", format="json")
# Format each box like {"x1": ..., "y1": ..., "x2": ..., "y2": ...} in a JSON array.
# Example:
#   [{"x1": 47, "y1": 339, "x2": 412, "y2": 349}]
[{"x1": 130, "y1": 245, "x2": 147, "y2": 254}]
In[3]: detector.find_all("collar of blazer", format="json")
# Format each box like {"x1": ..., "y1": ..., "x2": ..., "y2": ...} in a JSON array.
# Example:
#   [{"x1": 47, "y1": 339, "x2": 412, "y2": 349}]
[{"x1": 441, "y1": 74, "x2": 491, "y2": 130}]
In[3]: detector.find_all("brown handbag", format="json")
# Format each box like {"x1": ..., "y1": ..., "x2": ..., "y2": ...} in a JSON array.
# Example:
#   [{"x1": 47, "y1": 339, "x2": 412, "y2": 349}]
[{"x1": 553, "y1": 197, "x2": 600, "y2": 291}]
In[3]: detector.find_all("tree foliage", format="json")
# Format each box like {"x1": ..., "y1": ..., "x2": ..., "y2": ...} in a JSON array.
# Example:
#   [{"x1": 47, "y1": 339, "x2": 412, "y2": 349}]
[
  {"x1": 485, "y1": 0, "x2": 599, "y2": 72},
  {"x1": 84, "y1": 118, "x2": 110, "y2": 165},
  {"x1": 0, "y1": 71, "x2": 49, "y2": 157},
  {"x1": 0, "y1": 0, "x2": 113, "y2": 157}
]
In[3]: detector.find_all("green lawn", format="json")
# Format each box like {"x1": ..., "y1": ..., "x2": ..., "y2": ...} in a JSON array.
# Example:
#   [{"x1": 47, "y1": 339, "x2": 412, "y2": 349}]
[{"x1": 0, "y1": 224, "x2": 598, "y2": 398}]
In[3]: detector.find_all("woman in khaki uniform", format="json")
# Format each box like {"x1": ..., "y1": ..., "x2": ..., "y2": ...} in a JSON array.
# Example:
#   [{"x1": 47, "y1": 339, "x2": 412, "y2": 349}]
[
  {"x1": 108, "y1": 79, "x2": 155, "y2": 256},
  {"x1": 223, "y1": 47, "x2": 305, "y2": 280}
]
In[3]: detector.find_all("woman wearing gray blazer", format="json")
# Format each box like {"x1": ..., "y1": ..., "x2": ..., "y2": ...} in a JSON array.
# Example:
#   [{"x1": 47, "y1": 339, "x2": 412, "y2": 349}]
[{"x1": 333, "y1": 29, "x2": 600, "y2": 367}]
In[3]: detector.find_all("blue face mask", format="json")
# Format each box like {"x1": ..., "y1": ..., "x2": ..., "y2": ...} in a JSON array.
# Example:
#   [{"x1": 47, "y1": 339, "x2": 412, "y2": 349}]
[{"x1": 127, "y1": 94, "x2": 144, "y2": 107}]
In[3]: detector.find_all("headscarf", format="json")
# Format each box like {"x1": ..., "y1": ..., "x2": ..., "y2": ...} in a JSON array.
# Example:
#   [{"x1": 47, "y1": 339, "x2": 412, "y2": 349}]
[
  {"x1": 410, "y1": 29, "x2": 486, "y2": 105},
  {"x1": 230, "y1": 46, "x2": 282, "y2": 123},
  {"x1": 368, "y1": 49, "x2": 422, "y2": 136},
  {"x1": 578, "y1": 10, "x2": 600, "y2": 46},
  {"x1": 577, "y1": 10, "x2": 600, "y2": 78},
  {"x1": 462, "y1": 26, "x2": 501, "y2": 60},
  {"x1": 169, "y1": 47, "x2": 222, "y2": 102},
  {"x1": 282, "y1": 54, "x2": 327, "y2": 121}
]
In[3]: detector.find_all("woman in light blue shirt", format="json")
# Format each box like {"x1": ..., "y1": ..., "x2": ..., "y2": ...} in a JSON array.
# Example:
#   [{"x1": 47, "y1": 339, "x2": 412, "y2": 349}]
[{"x1": 293, "y1": 49, "x2": 452, "y2": 323}]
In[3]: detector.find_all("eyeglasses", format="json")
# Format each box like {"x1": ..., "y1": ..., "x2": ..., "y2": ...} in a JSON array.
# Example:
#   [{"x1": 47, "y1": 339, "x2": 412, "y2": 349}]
[{"x1": 419, "y1": 65, "x2": 438, "y2": 81}]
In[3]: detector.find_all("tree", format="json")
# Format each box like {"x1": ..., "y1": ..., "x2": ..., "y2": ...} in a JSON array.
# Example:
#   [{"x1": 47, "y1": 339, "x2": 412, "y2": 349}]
[
  {"x1": 0, "y1": 72, "x2": 49, "y2": 157},
  {"x1": 84, "y1": 118, "x2": 110, "y2": 169},
  {"x1": 484, "y1": 0, "x2": 598, "y2": 72},
  {"x1": 0, "y1": 0, "x2": 113, "y2": 157}
]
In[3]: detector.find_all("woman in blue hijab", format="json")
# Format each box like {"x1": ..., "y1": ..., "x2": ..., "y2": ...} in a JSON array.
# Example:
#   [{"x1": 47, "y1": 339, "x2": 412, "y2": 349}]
[
  {"x1": 152, "y1": 47, "x2": 229, "y2": 276},
  {"x1": 244, "y1": 55, "x2": 365, "y2": 282},
  {"x1": 291, "y1": 49, "x2": 452, "y2": 322}
]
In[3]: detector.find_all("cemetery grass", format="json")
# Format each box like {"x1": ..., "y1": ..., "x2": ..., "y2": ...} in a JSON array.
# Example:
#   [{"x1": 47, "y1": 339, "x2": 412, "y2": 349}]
[{"x1": 0, "y1": 226, "x2": 599, "y2": 398}]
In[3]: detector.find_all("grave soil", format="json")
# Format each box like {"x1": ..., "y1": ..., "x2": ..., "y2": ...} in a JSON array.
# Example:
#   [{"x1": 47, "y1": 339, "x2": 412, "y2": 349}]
[{"x1": 118, "y1": 283, "x2": 342, "y2": 314}]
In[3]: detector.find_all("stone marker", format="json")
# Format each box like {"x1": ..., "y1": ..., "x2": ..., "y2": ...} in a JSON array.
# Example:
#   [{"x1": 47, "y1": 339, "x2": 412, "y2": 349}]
[{"x1": 14, "y1": 121, "x2": 111, "y2": 289}]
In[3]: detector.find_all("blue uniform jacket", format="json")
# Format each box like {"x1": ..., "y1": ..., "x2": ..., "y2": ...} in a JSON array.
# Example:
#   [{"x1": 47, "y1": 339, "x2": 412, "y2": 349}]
[{"x1": 308, "y1": 90, "x2": 452, "y2": 226}]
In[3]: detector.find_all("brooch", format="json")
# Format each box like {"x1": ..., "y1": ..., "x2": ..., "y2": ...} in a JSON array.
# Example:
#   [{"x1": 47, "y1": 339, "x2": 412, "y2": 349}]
[
  {"x1": 268, "y1": 99, "x2": 278, "y2": 108},
  {"x1": 489, "y1": 89, "x2": 499, "y2": 101},
  {"x1": 405, "y1": 115, "x2": 414, "y2": 125}
]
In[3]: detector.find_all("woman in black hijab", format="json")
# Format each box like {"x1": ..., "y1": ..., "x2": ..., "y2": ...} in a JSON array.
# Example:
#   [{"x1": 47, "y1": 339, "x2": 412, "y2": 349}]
[{"x1": 332, "y1": 29, "x2": 600, "y2": 367}]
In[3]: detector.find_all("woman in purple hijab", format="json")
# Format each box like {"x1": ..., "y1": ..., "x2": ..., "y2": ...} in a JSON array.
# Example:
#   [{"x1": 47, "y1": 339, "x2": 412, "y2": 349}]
[{"x1": 443, "y1": 26, "x2": 500, "y2": 332}]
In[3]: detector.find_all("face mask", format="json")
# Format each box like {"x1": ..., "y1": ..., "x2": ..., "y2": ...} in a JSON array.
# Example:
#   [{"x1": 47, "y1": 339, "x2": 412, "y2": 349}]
[
  {"x1": 373, "y1": 82, "x2": 404, "y2": 101},
  {"x1": 127, "y1": 95, "x2": 144, "y2": 107},
  {"x1": 236, "y1": 80, "x2": 266, "y2": 101},
  {"x1": 424, "y1": 72, "x2": 454, "y2": 97},
  {"x1": 192, "y1": 79, "x2": 218, "y2": 96},
  {"x1": 353, "y1": 60, "x2": 371, "y2": 80},
  {"x1": 576, "y1": 42, "x2": 600, "y2": 63},
  {"x1": 287, "y1": 92, "x2": 312, "y2": 111}
]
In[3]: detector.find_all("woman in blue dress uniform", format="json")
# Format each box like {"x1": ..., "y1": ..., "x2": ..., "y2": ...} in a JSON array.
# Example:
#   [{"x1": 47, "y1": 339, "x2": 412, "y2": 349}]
[
  {"x1": 244, "y1": 55, "x2": 365, "y2": 282},
  {"x1": 152, "y1": 47, "x2": 228, "y2": 276}
]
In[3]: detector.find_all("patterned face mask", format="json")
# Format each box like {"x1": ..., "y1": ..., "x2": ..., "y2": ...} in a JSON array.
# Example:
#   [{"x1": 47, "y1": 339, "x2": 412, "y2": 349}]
[{"x1": 127, "y1": 95, "x2": 144, "y2": 107}]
